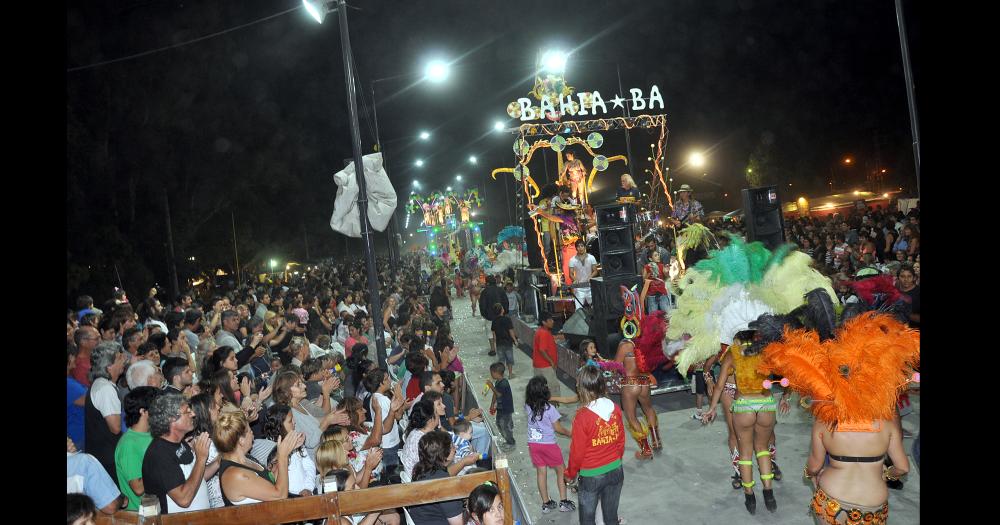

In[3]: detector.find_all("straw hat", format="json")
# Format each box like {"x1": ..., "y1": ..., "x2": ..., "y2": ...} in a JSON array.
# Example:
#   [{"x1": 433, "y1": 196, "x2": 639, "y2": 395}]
[{"x1": 677, "y1": 184, "x2": 693, "y2": 193}]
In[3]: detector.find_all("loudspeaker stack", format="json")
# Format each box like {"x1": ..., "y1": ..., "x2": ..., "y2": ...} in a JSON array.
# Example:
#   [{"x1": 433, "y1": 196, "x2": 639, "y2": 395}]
[
  {"x1": 741, "y1": 186, "x2": 787, "y2": 250},
  {"x1": 589, "y1": 203, "x2": 643, "y2": 358}
]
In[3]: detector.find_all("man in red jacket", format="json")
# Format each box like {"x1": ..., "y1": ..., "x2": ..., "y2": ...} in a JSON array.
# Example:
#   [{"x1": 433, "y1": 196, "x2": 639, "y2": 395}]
[{"x1": 565, "y1": 365, "x2": 626, "y2": 525}]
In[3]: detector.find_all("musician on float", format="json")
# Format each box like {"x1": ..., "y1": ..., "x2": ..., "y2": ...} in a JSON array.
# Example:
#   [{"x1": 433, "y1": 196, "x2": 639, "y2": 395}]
[
  {"x1": 670, "y1": 184, "x2": 704, "y2": 225},
  {"x1": 616, "y1": 174, "x2": 642, "y2": 201},
  {"x1": 549, "y1": 185, "x2": 582, "y2": 243},
  {"x1": 568, "y1": 239, "x2": 599, "y2": 307}
]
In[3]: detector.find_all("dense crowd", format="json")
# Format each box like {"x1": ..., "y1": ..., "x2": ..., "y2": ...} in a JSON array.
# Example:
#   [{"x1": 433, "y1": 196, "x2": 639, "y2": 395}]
[{"x1": 67, "y1": 254, "x2": 512, "y2": 525}]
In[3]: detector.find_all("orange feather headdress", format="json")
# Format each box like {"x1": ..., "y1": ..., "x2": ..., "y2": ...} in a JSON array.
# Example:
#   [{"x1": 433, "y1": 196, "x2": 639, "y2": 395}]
[{"x1": 758, "y1": 313, "x2": 919, "y2": 428}]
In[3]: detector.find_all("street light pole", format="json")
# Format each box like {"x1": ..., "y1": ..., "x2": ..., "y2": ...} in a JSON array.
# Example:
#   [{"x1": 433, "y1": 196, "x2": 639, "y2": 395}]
[
  {"x1": 894, "y1": 0, "x2": 920, "y2": 199},
  {"x1": 333, "y1": 0, "x2": 387, "y2": 368}
]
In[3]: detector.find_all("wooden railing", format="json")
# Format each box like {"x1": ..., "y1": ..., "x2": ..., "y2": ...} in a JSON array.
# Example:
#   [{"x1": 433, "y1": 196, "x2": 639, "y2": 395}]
[{"x1": 96, "y1": 466, "x2": 513, "y2": 525}]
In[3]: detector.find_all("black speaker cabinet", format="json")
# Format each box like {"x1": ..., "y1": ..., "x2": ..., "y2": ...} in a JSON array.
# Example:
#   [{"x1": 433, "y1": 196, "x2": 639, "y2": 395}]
[
  {"x1": 600, "y1": 251, "x2": 638, "y2": 278},
  {"x1": 741, "y1": 186, "x2": 786, "y2": 250},
  {"x1": 594, "y1": 203, "x2": 637, "y2": 227},
  {"x1": 597, "y1": 223, "x2": 638, "y2": 278},
  {"x1": 589, "y1": 275, "x2": 644, "y2": 321}
]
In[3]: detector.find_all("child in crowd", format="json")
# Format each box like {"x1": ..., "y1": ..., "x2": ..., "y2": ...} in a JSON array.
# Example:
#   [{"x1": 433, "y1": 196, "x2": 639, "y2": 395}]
[
  {"x1": 524, "y1": 376, "x2": 575, "y2": 514},
  {"x1": 688, "y1": 359, "x2": 708, "y2": 420},
  {"x1": 66, "y1": 494, "x2": 97, "y2": 525},
  {"x1": 450, "y1": 420, "x2": 478, "y2": 475},
  {"x1": 552, "y1": 339, "x2": 624, "y2": 405},
  {"x1": 505, "y1": 281, "x2": 520, "y2": 319},
  {"x1": 486, "y1": 362, "x2": 515, "y2": 448}
]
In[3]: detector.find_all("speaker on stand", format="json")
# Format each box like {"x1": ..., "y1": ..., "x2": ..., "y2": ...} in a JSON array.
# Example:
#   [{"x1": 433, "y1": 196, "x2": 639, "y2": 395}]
[{"x1": 741, "y1": 185, "x2": 787, "y2": 250}]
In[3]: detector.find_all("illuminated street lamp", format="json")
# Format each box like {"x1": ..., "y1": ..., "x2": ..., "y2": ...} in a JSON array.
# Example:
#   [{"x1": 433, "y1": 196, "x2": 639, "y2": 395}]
[
  {"x1": 843, "y1": 157, "x2": 853, "y2": 164},
  {"x1": 688, "y1": 151, "x2": 705, "y2": 168},
  {"x1": 541, "y1": 50, "x2": 568, "y2": 74},
  {"x1": 425, "y1": 60, "x2": 450, "y2": 83}
]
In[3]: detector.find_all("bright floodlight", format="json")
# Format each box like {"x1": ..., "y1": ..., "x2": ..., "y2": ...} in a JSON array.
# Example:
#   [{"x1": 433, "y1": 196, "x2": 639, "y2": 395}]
[
  {"x1": 456, "y1": 175, "x2": 463, "y2": 181},
  {"x1": 412, "y1": 180, "x2": 421, "y2": 188},
  {"x1": 425, "y1": 60, "x2": 450, "y2": 83},
  {"x1": 494, "y1": 121, "x2": 504, "y2": 131},
  {"x1": 541, "y1": 50, "x2": 568, "y2": 74},
  {"x1": 469, "y1": 155, "x2": 477, "y2": 164},
  {"x1": 419, "y1": 131, "x2": 430, "y2": 140},
  {"x1": 447, "y1": 186, "x2": 453, "y2": 192},
  {"x1": 303, "y1": 0, "x2": 331, "y2": 23},
  {"x1": 688, "y1": 152, "x2": 705, "y2": 168},
  {"x1": 414, "y1": 159, "x2": 424, "y2": 167}
]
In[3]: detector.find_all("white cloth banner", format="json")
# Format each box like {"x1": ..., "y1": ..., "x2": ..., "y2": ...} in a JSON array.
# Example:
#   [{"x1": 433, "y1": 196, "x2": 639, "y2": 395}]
[{"x1": 330, "y1": 152, "x2": 397, "y2": 237}]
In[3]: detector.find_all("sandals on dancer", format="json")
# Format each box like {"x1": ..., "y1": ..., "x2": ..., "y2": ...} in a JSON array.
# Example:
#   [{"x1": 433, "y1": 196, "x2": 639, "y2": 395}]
[
  {"x1": 634, "y1": 440, "x2": 654, "y2": 460},
  {"x1": 649, "y1": 426, "x2": 663, "y2": 451}
]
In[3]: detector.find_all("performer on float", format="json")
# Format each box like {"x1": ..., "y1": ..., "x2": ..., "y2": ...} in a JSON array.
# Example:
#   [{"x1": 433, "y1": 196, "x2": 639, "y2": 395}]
[
  {"x1": 640, "y1": 249, "x2": 672, "y2": 314},
  {"x1": 614, "y1": 311, "x2": 669, "y2": 460},
  {"x1": 616, "y1": 174, "x2": 642, "y2": 202},
  {"x1": 560, "y1": 154, "x2": 589, "y2": 205},
  {"x1": 549, "y1": 185, "x2": 582, "y2": 284},
  {"x1": 668, "y1": 184, "x2": 704, "y2": 227},
  {"x1": 532, "y1": 184, "x2": 560, "y2": 275},
  {"x1": 568, "y1": 239, "x2": 598, "y2": 307},
  {"x1": 757, "y1": 291, "x2": 918, "y2": 525}
]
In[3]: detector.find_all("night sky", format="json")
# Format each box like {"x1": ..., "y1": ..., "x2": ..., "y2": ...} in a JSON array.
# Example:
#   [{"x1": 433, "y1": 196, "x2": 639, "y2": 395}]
[{"x1": 66, "y1": 0, "x2": 922, "y2": 300}]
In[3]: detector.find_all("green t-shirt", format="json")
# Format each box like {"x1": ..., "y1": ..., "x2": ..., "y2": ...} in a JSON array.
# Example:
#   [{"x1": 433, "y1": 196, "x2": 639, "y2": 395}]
[{"x1": 114, "y1": 429, "x2": 154, "y2": 511}]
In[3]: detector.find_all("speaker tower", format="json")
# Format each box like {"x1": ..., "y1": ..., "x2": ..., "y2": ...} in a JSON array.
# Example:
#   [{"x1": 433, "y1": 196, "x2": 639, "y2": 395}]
[{"x1": 741, "y1": 185, "x2": 787, "y2": 250}]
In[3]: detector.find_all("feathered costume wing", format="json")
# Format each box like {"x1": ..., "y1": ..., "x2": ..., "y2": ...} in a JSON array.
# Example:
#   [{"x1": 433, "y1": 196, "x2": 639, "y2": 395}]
[
  {"x1": 634, "y1": 310, "x2": 668, "y2": 373},
  {"x1": 758, "y1": 313, "x2": 919, "y2": 427},
  {"x1": 751, "y1": 251, "x2": 838, "y2": 315},
  {"x1": 671, "y1": 237, "x2": 832, "y2": 374},
  {"x1": 669, "y1": 268, "x2": 730, "y2": 373},
  {"x1": 717, "y1": 292, "x2": 774, "y2": 346}
]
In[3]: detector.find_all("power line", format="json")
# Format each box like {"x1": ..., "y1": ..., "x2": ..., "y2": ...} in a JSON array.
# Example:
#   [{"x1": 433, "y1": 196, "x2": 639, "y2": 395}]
[{"x1": 67, "y1": 5, "x2": 302, "y2": 73}]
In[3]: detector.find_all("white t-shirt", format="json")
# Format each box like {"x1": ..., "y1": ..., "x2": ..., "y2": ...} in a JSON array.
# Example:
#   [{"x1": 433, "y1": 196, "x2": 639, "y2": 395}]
[
  {"x1": 288, "y1": 449, "x2": 317, "y2": 495},
  {"x1": 169, "y1": 452, "x2": 211, "y2": 513},
  {"x1": 373, "y1": 392, "x2": 400, "y2": 448},
  {"x1": 569, "y1": 254, "x2": 597, "y2": 284},
  {"x1": 90, "y1": 377, "x2": 121, "y2": 418}
]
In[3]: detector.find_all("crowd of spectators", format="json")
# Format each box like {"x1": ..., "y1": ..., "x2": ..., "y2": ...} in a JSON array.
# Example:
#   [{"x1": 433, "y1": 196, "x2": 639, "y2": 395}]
[{"x1": 66, "y1": 253, "x2": 514, "y2": 524}]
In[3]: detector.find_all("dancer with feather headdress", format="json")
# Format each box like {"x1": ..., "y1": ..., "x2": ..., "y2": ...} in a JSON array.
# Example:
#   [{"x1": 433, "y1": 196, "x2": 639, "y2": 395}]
[
  {"x1": 613, "y1": 310, "x2": 670, "y2": 459},
  {"x1": 666, "y1": 234, "x2": 836, "y2": 512},
  {"x1": 754, "y1": 287, "x2": 918, "y2": 525}
]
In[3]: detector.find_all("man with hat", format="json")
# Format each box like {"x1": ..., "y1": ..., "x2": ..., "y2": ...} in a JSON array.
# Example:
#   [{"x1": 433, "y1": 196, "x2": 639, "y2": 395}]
[{"x1": 670, "y1": 184, "x2": 704, "y2": 226}]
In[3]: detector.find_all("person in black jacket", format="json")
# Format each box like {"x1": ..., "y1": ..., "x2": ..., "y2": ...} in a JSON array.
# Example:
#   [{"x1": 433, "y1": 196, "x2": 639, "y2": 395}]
[{"x1": 478, "y1": 276, "x2": 509, "y2": 357}]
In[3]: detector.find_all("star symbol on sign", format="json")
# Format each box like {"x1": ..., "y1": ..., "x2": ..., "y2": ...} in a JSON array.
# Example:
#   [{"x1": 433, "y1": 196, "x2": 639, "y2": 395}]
[{"x1": 611, "y1": 94, "x2": 625, "y2": 109}]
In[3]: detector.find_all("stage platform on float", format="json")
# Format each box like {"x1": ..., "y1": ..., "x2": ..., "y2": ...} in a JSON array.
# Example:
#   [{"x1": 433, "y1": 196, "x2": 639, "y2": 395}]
[{"x1": 450, "y1": 297, "x2": 920, "y2": 525}]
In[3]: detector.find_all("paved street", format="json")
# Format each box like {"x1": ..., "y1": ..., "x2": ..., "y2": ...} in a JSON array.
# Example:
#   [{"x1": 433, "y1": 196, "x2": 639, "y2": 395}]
[{"x1": 449, "y1": 296, "x2": 920, "y2": 524}]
